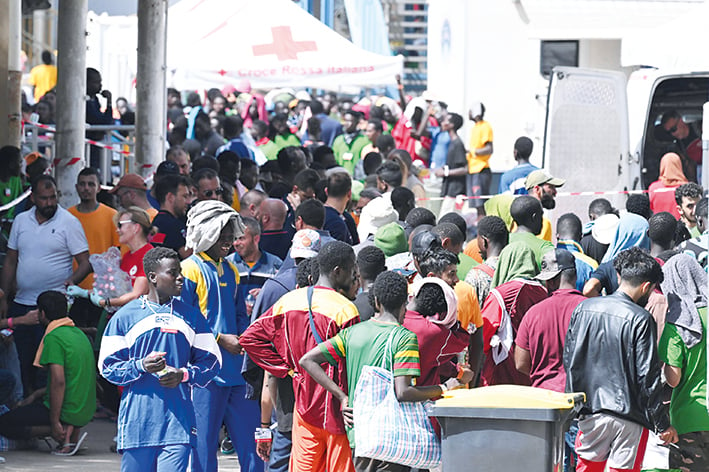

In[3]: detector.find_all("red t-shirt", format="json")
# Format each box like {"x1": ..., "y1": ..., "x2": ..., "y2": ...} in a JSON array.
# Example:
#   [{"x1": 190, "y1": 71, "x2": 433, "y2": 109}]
[
  {"x1": 402, "y1": 310, "x2": 468, "y2": 387},
  {"x1": 481, "y1": 279, "x2": 548, "y2": 386},
  {"x1": 515, "y1": 289, "x2": 586, "y2": 392},
  {"x1": 120, "y1": 243, "x2": 153, "y2": 287},
  {"x1": 648, "y1": 181, "x2": 681, "y2": 219}
]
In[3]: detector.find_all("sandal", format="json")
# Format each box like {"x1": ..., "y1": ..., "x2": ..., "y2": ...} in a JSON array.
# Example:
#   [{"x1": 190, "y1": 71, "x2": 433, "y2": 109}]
[{"x1": 51, "y1": 431, "x2": 88, "y2": 456}]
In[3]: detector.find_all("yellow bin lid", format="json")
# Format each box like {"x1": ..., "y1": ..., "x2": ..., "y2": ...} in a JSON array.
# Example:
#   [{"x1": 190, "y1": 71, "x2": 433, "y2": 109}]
[{"x1": 436, "y1": 385, "x2": 585, "y2": 410}]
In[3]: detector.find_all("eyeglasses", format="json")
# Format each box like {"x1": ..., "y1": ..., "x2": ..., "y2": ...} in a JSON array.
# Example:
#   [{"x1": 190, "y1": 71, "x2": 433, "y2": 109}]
[
  {"x1": 666, "y1": 122, "x2": 679, "y2": 134},
  {"x1": 117, "y1": 220, "x2": 135, "y2": 228},
  {"x1": 203, "y1": 187, "x2": 223, "y2": 198}
]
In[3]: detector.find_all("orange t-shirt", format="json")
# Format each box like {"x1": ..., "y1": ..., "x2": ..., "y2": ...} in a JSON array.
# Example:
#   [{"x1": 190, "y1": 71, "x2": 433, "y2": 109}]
[
  {"x1": 68, "y1": 203, "x2": 120, "y2": 289},
  {"x1": 455, "y1": 280, "x2": 483, "y2": 331}
]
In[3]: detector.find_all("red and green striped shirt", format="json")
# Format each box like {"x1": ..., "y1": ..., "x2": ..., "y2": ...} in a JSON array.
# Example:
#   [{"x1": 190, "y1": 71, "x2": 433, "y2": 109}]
[{"x1": 319, "y1": 318, "x2": 421, "y2": 406}]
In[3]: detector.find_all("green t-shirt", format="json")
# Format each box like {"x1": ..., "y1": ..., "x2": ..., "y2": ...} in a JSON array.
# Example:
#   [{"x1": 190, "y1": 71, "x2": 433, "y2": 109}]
[
  {"x1": 658, "y1": 306, "x2": 709, "y2": 435},
  {"x1": 332, "y1": 133, "x2": 370, "y2": 176},
  {"x1": 258, "y1": 139, "x2": 280, "y2": 161},
  {"x1": 509, "y1": 232, "x2": 554, "y2": 269},
  {"x1": 273, "y1": 133, "x2": 302, "y2": 151},
  {"x1": 457, "y1": 252, "x2": 479, "y2": 281},
  {"x1": 41, "y1": 325, "x2": 97, "y2": 427},
  {"x1": 0, "y1": 176, "x2": 24, "y2": 219},
  {"x1": 689, "y1": 225, "x2": 701, "y2": 238},
  {"x1": 319, "y1": 319, "x2": 421, "y2": 447}
]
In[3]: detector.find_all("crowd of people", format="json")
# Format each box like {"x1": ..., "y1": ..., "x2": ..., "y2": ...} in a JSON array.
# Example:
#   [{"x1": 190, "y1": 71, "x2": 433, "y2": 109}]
[{"x1": 0, "y1": 67, "x2": 706, "y2": 472}]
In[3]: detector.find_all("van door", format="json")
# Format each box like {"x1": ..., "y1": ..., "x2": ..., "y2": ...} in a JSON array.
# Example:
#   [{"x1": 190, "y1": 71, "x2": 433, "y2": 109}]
[{"x1": 543, "y1": 66, "x2": 634, "y2": 225}]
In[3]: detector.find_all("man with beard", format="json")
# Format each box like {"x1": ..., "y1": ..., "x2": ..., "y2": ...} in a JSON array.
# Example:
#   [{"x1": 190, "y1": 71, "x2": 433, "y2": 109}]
[
  {"x1": 564, "y1": 247, "x2": 678, "y2": 471},
  {"x1": 0, "y1": 175, "x2": 91, "y2": 395},
  {"x1": 240, "y1": 241, "x2": 361, "y2": 472},
  {"x1": 524, "y1": 169, "x2": 566, "y2": 241},
  {"x1": 178, "y1": 201, "x2": 262, "y2": 472}
]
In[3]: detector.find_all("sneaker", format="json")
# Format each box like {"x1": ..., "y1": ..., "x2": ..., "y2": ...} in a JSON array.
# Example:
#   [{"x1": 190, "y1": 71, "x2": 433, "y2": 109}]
[{"x1": 220, "y1": 436, "x2": 234, "y2": 455}]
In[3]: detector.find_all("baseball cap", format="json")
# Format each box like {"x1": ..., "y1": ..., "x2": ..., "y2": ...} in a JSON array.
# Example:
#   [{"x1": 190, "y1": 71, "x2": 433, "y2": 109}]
[
  {"x1": 156, "y1": 160, "x2": 180, "y2": 177},
  {"x1": 411, "y1": 231, "x2": 442, "y2": 258},
  {"x1": 290, "y1": 229, "x2": 321, "y2": 259},
  {"x1": 525, "y1": 170, "x2": 566, "y2": 190},
  {"x1": 109, "y1": 173, "x2": 147, "y2": 194},
  {"x1": 535, "y1": 249, "x2": 576, "y2": 281}
]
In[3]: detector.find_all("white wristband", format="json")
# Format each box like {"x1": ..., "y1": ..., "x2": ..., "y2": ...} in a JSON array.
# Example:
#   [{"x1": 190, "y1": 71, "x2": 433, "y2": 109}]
[{"x1": 444, "y1": 165, "x2": 450, "y2": 177}]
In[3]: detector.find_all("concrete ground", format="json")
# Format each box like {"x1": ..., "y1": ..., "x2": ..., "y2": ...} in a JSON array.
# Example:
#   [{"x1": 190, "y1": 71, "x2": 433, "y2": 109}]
[{"x1": 0, "y1": 419, "x2": 243, "y2": 471}]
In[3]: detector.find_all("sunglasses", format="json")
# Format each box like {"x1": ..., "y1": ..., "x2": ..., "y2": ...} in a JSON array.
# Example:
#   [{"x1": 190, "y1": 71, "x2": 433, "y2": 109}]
[
  {"x1": 117, "y1": 220, "x2": 135, "y2": 228},
  {"x1": 666, "y1": 123, "x2": 679, "y2": 134},
  {"x1": 203, "y1": 187, "x2": 223, "y2": 198}
]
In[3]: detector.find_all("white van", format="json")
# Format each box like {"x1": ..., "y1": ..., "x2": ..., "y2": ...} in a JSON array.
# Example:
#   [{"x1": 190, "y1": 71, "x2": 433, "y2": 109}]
[{"x1": 543, "y1": 66, "x2": 709, "y2": 221}]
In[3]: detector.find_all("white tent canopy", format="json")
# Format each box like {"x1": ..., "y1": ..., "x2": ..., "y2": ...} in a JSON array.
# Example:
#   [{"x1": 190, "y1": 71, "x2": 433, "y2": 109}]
[{"x1": 167, "y1": 0, "x2": 403, "y2": 90}]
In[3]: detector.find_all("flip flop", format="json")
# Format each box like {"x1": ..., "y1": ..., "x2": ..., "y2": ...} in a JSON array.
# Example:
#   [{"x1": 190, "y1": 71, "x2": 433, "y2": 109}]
[{"x1": 51, "y1": 431, "x2": 88, "y2": 456}]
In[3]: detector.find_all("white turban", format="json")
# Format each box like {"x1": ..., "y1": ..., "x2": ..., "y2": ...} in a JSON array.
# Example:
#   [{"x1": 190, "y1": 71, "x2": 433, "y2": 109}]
[{"x1": 185, "y1": 200, "x2": 245, "y2": 254}]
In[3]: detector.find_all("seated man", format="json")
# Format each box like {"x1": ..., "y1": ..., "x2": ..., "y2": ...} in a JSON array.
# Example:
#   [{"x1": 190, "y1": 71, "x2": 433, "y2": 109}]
[{"x1": 0, "y1": 291, "x2": 96, "y2": 456}]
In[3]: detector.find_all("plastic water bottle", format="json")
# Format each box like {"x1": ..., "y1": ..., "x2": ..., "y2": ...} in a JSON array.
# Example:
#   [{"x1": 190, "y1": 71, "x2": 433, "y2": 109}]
[{"x1": 245, "y1": 293, "x2": 255, "y2": 315}]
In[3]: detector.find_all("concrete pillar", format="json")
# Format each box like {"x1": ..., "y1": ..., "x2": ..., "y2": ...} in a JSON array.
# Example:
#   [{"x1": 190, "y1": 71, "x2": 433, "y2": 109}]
[
  {"x1": 33, "y1": 9, "x2": 49, "y2": 66},
  {"x1": 0, "y1": 0, "x2": 22, "y2": 148},
  {"x1": 55, "y1": 0, "x2": 88, "y2": 208},
  {"x1": 135, "y1": 0, "x2": 168, "y2": 179}
]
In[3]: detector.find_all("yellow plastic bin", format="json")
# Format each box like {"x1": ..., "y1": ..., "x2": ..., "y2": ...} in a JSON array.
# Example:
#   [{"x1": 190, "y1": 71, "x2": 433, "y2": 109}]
[{"x1": 431, "y1": 385, "x2": 585, "y2": 472}]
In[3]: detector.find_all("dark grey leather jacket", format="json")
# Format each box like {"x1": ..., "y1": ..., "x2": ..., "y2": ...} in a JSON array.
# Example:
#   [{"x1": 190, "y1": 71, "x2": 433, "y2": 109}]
[{"x1": 563, "y1": 291, "x2": 670, "y2": 432}]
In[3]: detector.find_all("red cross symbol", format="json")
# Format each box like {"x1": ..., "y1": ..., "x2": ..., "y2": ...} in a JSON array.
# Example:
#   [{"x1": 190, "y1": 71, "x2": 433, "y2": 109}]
[
  {"x1": 217, "y1": 69, "x2": 227, "y2": 76},
  {"x1": 252, "y1": 26, "x2": 317, "y2": 61}
]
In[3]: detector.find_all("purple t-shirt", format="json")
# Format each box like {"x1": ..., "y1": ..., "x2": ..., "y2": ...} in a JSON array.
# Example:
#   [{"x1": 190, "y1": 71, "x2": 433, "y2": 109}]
[{"x1": 516, "y1": 289, "x2": 586, "y2": 392}]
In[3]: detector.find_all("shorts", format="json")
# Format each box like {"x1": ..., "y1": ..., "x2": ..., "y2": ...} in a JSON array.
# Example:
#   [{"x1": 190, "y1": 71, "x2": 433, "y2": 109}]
[
  {"x1": 467, "y1": 168, "x2": 491, "y2": 208},
  {"x1": 669, "y1": 431, "x2": 709, "y2": 472},
  {"x1": 575, "y1": 413, "x2": 649, "y2": 472}
]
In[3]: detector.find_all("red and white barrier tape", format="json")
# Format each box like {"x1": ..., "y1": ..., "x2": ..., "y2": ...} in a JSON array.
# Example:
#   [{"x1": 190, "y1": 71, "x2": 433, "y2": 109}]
[
  {"x1": 23, "y1": 121, "x2": 134, "y2": 156},
  {"x1": 415, "y1": 188, "x2": 656, "y2": 202}
]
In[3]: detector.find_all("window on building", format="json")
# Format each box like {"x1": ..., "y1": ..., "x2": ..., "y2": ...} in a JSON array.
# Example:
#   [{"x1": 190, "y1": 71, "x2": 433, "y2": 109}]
[{"x1": 540, "y1": 40, "x2": 579, "y2": 78}]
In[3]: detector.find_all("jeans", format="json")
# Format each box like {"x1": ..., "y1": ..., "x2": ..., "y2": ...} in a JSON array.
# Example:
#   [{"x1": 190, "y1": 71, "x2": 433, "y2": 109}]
[
  {"x1": 0, "y1": 340, "x2": 23, "y2": 403},
  {"x1": 9, "y1": 302, "x2": 44, "y2": 395},
  {"x1": 0, "y1": 369, "x2": 16, "y2": 406},
  {"x1": 564, "y1": 419, "x2": 579, "y2": 472},
  {"x1": 268, "y1": 429, "x2": 291, "y2": 472}
]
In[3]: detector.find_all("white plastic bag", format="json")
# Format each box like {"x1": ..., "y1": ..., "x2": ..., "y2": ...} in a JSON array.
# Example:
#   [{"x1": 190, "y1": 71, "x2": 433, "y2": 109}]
[{"x1": 90, "y1": 247, "x2": 131, "y2": 313}]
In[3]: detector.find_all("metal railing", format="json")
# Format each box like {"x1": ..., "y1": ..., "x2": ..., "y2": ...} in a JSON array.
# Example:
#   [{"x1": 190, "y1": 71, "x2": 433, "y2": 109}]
[{"x1": 22, "y1": 123, "x2": 136, "y2": 184}]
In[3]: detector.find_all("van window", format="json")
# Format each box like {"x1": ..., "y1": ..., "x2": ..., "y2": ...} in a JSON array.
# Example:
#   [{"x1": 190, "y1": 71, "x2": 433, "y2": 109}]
[{"x1": 540, "y1": 41, "x2": 579, "y2": 78}]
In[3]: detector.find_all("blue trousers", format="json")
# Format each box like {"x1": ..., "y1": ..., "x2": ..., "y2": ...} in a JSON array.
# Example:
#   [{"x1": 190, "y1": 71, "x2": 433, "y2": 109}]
[
  {"x1": 268, "y1": 429, "x2": 292, "y2": 472},
  {"x1": 121, "y1": 444, "x2": 190, "y2": 472},
  {"x1": 9, "y1": 302, "x2": 44, "y2": 394},
  {"x1": 0, "y1": 340, "x2": 22, "y2": 403},
  {"x1": 192, "y1": 383, "x2": 263, "y2": 472}
]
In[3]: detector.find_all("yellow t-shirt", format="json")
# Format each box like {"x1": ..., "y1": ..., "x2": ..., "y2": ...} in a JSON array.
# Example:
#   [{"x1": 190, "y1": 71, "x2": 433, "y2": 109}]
[
  {"x1": 510, "y1": 216, "x2": 553, "y2": 242},
  {"x1": 29, "y1": 64, "x2": 58, "y2": 103},
  {"x1": 455, "y1": 280, "x2": 483, "y2": 331},
  {"x1": 466, "y1": 120, "x2": 493, "y2": 174},
  {"x1": 68, "y1": 203, "x2": 120, "y2": 289},
  {"x1": 539, "y1": 217, "x2": 552, "y2": 242}
]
